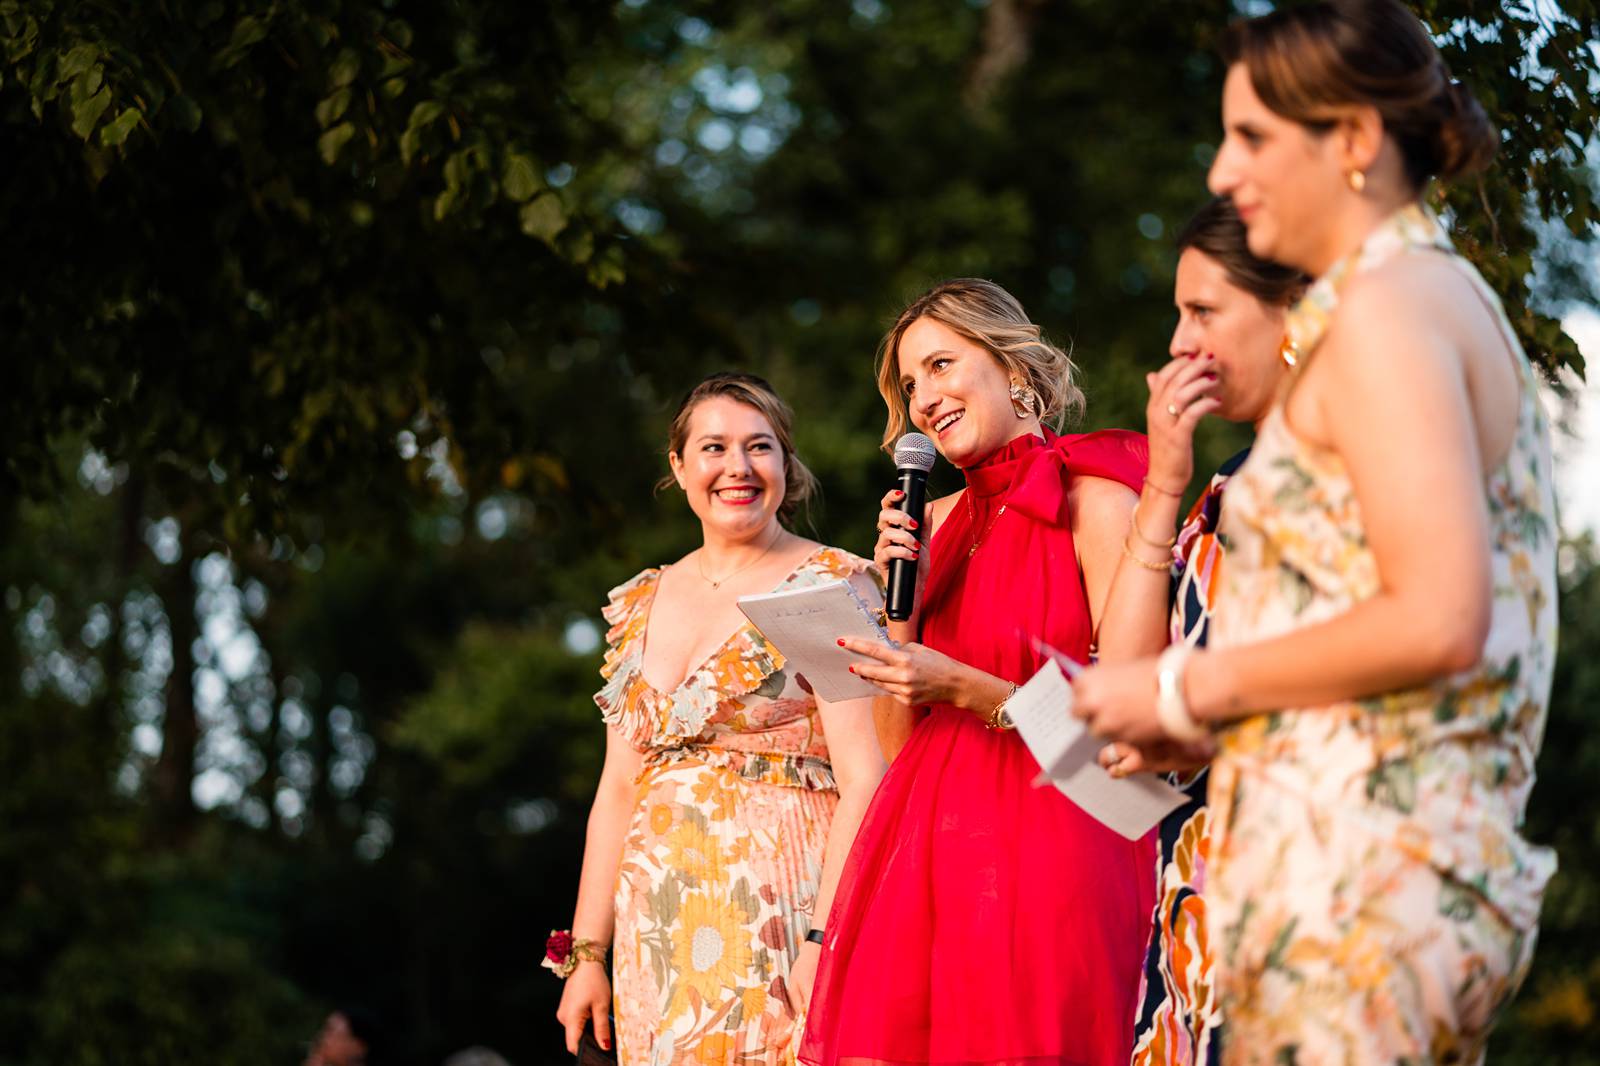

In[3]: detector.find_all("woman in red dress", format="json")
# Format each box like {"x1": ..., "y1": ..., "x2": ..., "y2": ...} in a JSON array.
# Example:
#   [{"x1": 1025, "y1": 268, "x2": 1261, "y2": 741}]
[{"x1": 797, "y1": 279, "x2": 1172, "y2": 1066}]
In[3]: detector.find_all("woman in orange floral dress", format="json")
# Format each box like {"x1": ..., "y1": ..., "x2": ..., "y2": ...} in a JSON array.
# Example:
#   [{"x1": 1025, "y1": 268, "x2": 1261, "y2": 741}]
[{"x1": 553, "y1": 373, "x2": 886, "y2": 1066}]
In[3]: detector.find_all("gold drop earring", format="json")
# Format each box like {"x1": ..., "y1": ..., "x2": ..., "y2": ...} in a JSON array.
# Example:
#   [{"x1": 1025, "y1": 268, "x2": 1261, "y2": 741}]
[
  {"x1": 1347, "y1": 169, "x2": 1366, "y2": 193},
  {"x1": 1279, "y1": 337, "x2": 1300, "y2": 370}
]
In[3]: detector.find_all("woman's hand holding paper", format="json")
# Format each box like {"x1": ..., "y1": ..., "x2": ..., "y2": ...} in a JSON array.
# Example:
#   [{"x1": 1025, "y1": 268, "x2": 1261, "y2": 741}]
[{"x1": 838, "y1": 636, "x2": 981, "y2": 709}]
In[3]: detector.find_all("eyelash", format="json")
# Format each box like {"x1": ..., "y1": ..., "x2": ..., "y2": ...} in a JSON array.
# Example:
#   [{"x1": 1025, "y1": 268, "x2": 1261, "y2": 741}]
[
  {"x1": 703, "y1": 442, "x2": 773, "y2": 452},
  {"x1": 903, "y1": 358, "x2": 953, "y2": 397}
]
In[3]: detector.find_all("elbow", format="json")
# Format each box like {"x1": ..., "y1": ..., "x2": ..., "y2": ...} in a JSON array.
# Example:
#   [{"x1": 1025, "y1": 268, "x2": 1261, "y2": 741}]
[
  {"x1": 1434, "y1": 629, "x2": 1486, "y2": 676},
  {"x1": 1426, "y1": 605, "x2": 1490, "y2": 676}
]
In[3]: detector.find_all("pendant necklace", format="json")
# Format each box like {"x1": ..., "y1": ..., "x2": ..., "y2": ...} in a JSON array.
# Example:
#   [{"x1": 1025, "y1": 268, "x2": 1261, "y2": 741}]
[
  {"x1": 698, "y1": 527, "x2": 784, "y2": 589},
  {"x1": 966, "y1": 492, "x2": 1009, "y2": 557}
]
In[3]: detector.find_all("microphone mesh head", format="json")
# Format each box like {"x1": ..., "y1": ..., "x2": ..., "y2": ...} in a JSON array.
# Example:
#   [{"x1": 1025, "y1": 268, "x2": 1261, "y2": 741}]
[{"x1": 893, "y1": 433, "x2": 937, "y2": 472}]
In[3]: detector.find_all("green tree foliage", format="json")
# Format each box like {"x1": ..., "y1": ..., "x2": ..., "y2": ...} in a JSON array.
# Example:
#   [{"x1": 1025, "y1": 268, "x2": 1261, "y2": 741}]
[{"x1": 2, "y1": 1, "x2": 1596, "y2": 1062}]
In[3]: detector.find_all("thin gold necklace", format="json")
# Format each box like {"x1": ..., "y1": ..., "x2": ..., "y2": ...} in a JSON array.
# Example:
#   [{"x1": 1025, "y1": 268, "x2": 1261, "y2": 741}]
[
  {"x1": 697, "y1": 527, "x2": 784, "y2": 589},
  {"x1": 965, "y1": 491, "x2": 1009, "y2": 557}
]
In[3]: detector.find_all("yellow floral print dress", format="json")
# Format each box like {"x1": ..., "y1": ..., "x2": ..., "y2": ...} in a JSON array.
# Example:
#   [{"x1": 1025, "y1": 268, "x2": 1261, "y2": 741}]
[
  {"x1": 1207, "y1": 206, "x2": 1559, "y2": 1065},
  {"x1": 596, "y1": 547, "x2": 880, "y2": 1066}
]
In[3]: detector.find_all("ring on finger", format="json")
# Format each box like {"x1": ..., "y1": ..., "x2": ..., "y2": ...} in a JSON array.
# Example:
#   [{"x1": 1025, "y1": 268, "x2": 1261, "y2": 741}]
[{"x1": 1166, "y1": 402, "x2": 1180, "y2": 417}]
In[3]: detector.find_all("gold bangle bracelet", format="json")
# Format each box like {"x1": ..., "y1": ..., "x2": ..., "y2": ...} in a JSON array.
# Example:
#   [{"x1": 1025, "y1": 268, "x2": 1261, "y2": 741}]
[
  {"x1": 1122, "y1": 538, "x2": 1171, "y2": 572},
  {"x1": 1143, "y1": 476, "x2": 1185, "y2": 498},
  {"x1": 1131, "y1": 505, "x2": 1177, "y2": 549}
]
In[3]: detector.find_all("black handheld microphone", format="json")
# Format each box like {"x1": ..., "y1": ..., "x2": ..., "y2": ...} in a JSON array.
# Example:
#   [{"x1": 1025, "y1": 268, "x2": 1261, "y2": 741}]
[{"x1": 887, "y1": 433, "x2": 937, "y2": 622}]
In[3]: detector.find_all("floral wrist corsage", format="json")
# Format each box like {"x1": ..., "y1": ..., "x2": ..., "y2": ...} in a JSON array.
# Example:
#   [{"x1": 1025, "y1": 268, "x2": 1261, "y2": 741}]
[{"x1": 542, "y1": 929, "x2": 607, "y2": 978}]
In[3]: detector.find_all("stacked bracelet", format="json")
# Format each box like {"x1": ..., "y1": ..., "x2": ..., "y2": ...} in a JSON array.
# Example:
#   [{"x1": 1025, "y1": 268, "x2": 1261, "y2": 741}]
[
  {"x1": 1130, "y1": 506, "x2": 1177, "y2": 549},
  {"x1": 542, "y1": 929, "x2": 608, "y2": 979},
  {"x1": 1122, "y1": 538, "x2": 1170, "y2": 572},
  {"x1": 1143, "y1": 477, "x2": 1184, "y2": 498}
]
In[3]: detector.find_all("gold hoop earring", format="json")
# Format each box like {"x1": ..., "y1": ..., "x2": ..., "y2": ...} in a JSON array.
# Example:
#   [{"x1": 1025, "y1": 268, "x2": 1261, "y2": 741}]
[
  {"x1": 1009, "y1": 381, "x2": 1037, "y2": 419},
  {"x1": 1279, "y1": 337, "x2": 1300, "y2": 369},
  {"x1": 1347, "y1": 169, "x2": 1366, "y2": 193}
]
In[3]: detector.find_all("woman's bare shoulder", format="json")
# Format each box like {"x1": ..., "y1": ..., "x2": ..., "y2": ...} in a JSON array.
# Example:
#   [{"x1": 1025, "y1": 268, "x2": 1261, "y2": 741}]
[{"x1": 929, "y1": 490, "x2": 964, "y2": 535}]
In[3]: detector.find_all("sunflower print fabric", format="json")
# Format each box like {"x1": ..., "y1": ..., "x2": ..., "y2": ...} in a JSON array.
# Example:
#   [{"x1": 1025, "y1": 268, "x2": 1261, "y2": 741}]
[
  {"x1": 595, "y1": 547, "x2": 880, "y2": 1066},
  {"x1": 1206, "y1": 205, "x2": 1560, "y2": 1064}
]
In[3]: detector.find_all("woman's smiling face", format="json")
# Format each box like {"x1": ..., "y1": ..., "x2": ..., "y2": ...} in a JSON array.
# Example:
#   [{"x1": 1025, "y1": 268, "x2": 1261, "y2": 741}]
[
  {"x1": 896, "y1": 316, "x2": 1028, "y2": 468},
  {"x1": 669, "y1": 395, "x2": 787, "y2": 538}
]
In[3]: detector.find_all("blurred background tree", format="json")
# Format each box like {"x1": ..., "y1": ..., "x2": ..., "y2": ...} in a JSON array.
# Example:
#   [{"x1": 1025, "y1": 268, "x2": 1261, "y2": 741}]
[{"x1": 1, "y1": 0, "x2": 1596, "y2": 1062}]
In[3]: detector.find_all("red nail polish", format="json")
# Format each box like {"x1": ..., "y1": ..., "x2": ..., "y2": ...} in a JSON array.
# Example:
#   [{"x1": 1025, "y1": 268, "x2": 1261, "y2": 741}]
[
  {"x1": 848, "y1": 665, "x2": 856, "y2": 674},
  {"x1": 837, "y1": 639, "x2": 846, "y2": 646},
  {"x1": 908, "y1": 519, "x2": 918, "y2": 530}
]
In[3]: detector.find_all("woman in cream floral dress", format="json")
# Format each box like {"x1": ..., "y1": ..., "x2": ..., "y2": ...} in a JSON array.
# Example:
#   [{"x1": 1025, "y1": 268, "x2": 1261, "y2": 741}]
[
  {"x1": 553, "y1": 373, "x2": 885, "y2": 1065},
  {"x1": 1072, "y1": 3, "x2": 1557, "y2": 1062}
]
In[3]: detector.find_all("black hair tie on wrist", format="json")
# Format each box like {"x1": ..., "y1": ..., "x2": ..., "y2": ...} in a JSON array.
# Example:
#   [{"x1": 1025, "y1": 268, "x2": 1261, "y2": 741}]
[{"x1": 805, "y1": 928, "x2": 825, "y2": 945}]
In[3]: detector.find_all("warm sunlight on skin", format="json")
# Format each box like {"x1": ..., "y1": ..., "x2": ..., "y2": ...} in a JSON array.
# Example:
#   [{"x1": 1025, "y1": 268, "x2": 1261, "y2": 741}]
[
  {"x1": 897, "y1": 317, "x2": 1037, "y2": 468},
  {"x1": 1170, "y1": 248, "x2": 1290, "y2": 427},
  {"x1": 1207, "y1": 64, "x2": 1353, "y2": 274},
  {"x1": 668, "y1": 395, "x2": 788, "y2": 543}
]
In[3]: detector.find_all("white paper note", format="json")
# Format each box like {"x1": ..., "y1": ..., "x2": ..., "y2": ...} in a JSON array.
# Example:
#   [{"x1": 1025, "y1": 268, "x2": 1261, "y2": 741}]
[
  {"x1": 1007, "y1": 659, "x2": 1187, "y2": 840},
  {"x1": 737, "y1": 580, "x2": 890, "y2": 703}
]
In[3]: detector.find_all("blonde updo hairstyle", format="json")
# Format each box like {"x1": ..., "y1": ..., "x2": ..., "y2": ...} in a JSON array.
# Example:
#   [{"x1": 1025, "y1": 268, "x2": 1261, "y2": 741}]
[
  {"x1": 874, "y1": 278, "x2": 1085, "y2": 454},
  {"x1": 1219, "y1": 0, "x2": 1497, "y2": 190},
  {"x1": 658, "y1": 371, "x2": 820, "y2": 524}
]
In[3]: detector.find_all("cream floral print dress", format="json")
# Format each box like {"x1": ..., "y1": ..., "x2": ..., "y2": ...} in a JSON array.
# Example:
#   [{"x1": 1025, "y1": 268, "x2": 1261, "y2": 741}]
[
  {"x1": 1207, "y1": 205, "x2": 1559, "y2": 1065},
  {"x1": 596, "y1": 546, "x2": 880, "y2": 1066}
]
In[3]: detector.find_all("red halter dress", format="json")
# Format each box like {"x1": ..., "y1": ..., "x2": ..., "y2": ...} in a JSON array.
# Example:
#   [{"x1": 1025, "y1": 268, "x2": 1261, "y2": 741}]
[{"x1": 800, "y1": 429, "x2": 1157, "y2": 1066}]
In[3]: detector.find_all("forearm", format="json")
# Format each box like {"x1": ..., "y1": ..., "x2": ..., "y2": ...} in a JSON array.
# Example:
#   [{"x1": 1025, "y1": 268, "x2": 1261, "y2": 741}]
[
  {"x1": 1188, "y1": 590, "x2": 1482, "y2": 724},
  {"x1": 952, "y1": 661, "x2": 1013, "y2": 718},
  {"x1": 872, "y1": 695, "x2": 919, "y2": 762},
  {"x1": 1095, "y1": 490, "x2": 1181, "y2": 662},
  {"x1": 809, "y1": 783, "x2": 878, "y2": 934},
  {"x1": 570, "y1": 784, "x2": 635, "y2": 945}
]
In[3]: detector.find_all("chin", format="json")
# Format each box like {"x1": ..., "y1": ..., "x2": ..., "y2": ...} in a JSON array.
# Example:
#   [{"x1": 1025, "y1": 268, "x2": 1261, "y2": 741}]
[{"x1": 1244, "y1": 222, "x2": 1278, "y2": 263}]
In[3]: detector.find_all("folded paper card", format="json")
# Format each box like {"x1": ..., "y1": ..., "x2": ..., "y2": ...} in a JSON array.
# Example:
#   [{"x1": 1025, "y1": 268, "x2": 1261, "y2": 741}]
[
  {"x1": 1007, "y1": 657, "x2": 1186, "y2": 840},
  {"x1": 737, "y1": 580, "x2": 891, "y2": 703}
]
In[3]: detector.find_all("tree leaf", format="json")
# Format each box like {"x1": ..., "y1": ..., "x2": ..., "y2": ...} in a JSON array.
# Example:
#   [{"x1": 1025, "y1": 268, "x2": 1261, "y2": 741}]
[
  {"x1": 314, "y1": 88, "x2": 351, "y2": 129},
  {"x1": 385, "y1": 18, "x2": 414, "y2": 50},
  {"x1": 433, "y1": 184, "x2": 458, "y2": 222},
  {"x1": 69, "y1": 65, "x2": 102, "y2": 106},
  {"x1": 501, "y1": 152, "x2": 541, "y2": 203},
  {"x1": 57, "y1": 43, "x2": 98, "y2": 81},
  {"x1": 70, "y1": 84, "x2": 111, "y2": 140},
  {"x1": 519, "y1": 195, "x2": 567, "y2": 245},
  {"x1": 98, "y1": 107, "x2": 140, "y2": 148},
  {"x1": 407, "y1": 100, "x2": 445, "y2": 129},
  {"x1": 328, "y1": 48, "x2": 360, "y2": 90},
  {"x1": 317, "y1": 121, "x2": 356, "y2": 165}
]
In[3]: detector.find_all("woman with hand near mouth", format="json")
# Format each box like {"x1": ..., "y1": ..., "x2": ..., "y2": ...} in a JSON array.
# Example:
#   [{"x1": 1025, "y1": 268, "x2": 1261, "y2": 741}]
[
  {"x1": 1072, "y1": 2, "x2": 1560, "y2": 1061},
  {"x1": 800, "y1": 279, "x2": 1167, "y2": 1066},
  {"x1": 554, "y1": 373, "x2": 888, "y2": 1065},
  {"x1": 1101, "y1": 196, "x2": 1308, "y2": 1066}
]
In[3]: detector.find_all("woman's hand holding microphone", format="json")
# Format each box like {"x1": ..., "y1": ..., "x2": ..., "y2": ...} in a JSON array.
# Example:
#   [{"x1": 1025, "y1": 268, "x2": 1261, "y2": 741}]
[{"x1": 844, "y1": 488, "x2": 1011, "y2": 717}]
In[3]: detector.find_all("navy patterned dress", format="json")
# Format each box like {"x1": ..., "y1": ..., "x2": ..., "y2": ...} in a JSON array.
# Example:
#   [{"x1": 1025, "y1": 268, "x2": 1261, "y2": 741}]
[{"x1": 1128, "y1": 448, "x2": 1246, "y2": 1066}]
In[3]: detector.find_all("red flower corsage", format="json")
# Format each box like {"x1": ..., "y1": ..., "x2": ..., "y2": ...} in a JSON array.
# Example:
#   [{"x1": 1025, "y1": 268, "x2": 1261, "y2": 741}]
[{"x1": 542, "y1": 929, "x2": 607, "y2": 978}]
